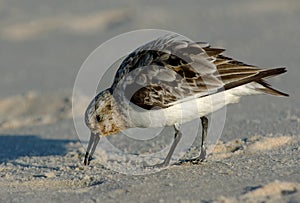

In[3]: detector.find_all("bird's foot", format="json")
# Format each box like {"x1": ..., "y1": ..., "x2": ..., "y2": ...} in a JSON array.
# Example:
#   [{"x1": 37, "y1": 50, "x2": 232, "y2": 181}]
[{"x1": 190, "y1": 148, "x2": 207, "y2": 164}]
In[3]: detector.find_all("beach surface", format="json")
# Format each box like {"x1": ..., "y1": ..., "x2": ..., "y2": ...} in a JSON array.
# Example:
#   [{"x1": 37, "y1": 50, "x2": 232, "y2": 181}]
[{"x1": 0, "y1": 0, "x2": 300, "y2": 202}]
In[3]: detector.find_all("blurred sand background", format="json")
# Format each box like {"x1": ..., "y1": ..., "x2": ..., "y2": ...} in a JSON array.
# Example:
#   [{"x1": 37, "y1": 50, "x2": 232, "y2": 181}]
[{"x1": 0, "y1": 0, "x2": 300, "y2": 202}]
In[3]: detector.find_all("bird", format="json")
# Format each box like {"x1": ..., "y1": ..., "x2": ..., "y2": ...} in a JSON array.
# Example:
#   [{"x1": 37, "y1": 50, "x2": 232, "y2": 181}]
[{"x1": 83, "y1": 35, "x2": 288, "y2": 167}]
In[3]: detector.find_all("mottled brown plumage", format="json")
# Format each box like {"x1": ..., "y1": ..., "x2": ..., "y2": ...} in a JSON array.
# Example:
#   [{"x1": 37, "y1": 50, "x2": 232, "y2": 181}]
[{"x1": 111, "y1": 36, "x2": 287, "y2": 110}]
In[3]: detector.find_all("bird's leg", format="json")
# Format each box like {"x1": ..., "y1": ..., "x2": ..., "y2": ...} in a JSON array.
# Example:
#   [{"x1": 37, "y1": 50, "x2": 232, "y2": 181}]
[
  {"x1": 191, "y1": 116, "x2": 208, "y2": 164},
  {"x1": 84, "y1": 132, "x2": 100, "y2": 165},
  {"x1": 146, "y1": 124, "x2": 182, "y2": 168},
  {"x1": 199, "y1": 116, "x2": 208, "y2": 161}
]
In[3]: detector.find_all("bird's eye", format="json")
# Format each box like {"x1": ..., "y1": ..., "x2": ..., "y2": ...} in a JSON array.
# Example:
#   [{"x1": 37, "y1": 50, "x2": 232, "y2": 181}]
[{"x1": 96, "y1": 115, "x2": 101, "y2": 122}]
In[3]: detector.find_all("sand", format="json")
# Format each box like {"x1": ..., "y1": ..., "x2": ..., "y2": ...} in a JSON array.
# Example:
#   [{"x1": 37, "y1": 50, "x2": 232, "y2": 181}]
[{"x1": 0, "y1": 0, "x2": 300, "y2": 202}]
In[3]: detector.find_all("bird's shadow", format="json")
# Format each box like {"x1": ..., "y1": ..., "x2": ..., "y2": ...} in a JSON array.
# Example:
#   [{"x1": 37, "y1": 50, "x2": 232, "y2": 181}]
[{"x1": 0, "y1": 134, "x2": 78, "y2": 164}]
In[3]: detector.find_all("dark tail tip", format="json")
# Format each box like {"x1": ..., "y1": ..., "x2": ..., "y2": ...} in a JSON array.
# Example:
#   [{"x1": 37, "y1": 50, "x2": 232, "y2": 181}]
[
  {"x1": 259, "y1": 67, "x2": 287, "y2": 79},
  {"x1": 257, "y1": 67, "x2": 288, "y2": 97}
]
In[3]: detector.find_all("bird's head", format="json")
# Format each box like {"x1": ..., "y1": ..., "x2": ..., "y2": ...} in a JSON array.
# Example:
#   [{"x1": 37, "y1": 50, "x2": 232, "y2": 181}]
[{"x1": 85, "y1": 89, "x2": 127, "y2": 136}]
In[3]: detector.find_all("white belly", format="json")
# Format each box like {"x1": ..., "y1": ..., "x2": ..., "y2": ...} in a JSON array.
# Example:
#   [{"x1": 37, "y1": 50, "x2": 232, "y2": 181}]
[{"x1": 128, "y1": 83, "x2": 262, "y2": 128}]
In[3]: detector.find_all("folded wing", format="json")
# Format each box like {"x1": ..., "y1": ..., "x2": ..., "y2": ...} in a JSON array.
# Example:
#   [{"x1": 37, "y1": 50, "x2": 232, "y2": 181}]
[{"x1": 111, "y1": 36, "x2": 287, "y2": 110}]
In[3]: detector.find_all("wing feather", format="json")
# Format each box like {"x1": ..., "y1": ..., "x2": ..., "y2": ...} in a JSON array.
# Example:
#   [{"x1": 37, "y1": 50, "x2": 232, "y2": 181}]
[{"x1": 111, "y1": 35, "x2": 287, "y2": 110}]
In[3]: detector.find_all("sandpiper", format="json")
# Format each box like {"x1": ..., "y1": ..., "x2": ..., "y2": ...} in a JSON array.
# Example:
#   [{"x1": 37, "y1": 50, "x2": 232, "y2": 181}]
[{"x1": 83, "y1": 35, "x2": 288, "y2": 167}]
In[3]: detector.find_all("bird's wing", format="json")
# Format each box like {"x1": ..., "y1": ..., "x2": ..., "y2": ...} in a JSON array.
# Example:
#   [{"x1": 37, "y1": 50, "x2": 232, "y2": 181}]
[{"x1": 111, "y1": 35, "x2": 286, "y2": 110}]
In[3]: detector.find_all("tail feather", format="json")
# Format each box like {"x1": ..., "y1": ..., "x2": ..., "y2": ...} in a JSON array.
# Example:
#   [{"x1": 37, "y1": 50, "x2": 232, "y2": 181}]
[
  {"x1": 255, "y1": 67, "x2": 288, "y2": 97},
  {"x1": 202, "y1": 44, "x2": 288, "y2": 97},
  {"x1": 256, "y1": 80, "x2": 289, "y2": 97},
  {"x1": 256, "y1": 67, "x2": 287, "y2": 80},
  {"x1": 223, "y1": 67, "x2": 287, "y2": 95}
]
